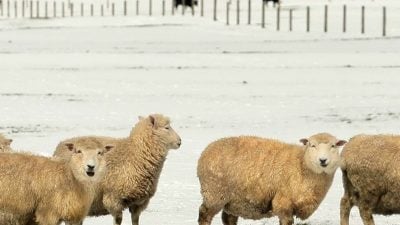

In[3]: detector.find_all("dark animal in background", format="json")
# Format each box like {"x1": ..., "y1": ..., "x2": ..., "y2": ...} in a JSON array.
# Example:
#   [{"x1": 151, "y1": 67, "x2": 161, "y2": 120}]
[
  {"x1": 174, "y1": 0, "x2": 198, "y2": 8},
  {"x1": 263, "y1": 0, "x2": 280, "y2": 7}
]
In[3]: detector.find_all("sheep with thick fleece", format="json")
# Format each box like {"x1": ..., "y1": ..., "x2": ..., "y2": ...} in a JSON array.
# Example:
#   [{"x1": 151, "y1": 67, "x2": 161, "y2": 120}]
[
  {"x1": 53, "y1": 114, "x2": 182, "y2": 225},
  {"x1": 0, "y1": 134, "x2": 12, "y2": 152},
  {"x1": 197, "y1": 133, "x2": 346, "y2": 225},
  {"x1": 340, "y1": 134, "x2": 400, "y2": 225},
  {"x1": 0, "y1": 139, "x2": 112, "y2": 225}
]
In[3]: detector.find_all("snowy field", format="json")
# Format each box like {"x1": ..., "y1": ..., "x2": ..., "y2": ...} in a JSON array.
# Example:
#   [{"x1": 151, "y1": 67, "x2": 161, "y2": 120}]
[{"x1": 1, "y1": 0, "x2": 400, "y2": 224}]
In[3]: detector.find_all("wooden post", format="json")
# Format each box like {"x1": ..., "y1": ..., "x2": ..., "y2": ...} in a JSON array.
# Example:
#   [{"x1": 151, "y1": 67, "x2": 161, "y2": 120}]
[
  {"x1": 361, "y1": 5, "x2": 365, "y2": 34},
  {"x1": 236, "y1": 0, "x2": 239, "y2": 25},
  {"x1": 149, "y1": 0, "x2": 152, "y2": 16},
  {"x1": 382, "y1": 6, "x2": 386, "y2": 36},
  {"x1": 162, "y1": 0, "x2": 165, "y2": 16},
  {"x1": 276, "y1": 4, "x2": 280, "y2": 31},
  {"x1": 62, "y1": 1, "x2": 64, "y2": 17},
  {"x1": 45, "y1": 1, "x2": 48, "y2": 17},
  {"x1": 111, "y1": 2, "x2": 114, "y2": 16},
  {"x1": 14, "y1": 0, "x2": 17, "y2": 18},
  {"x1": 53, "y1": 1, "x2": 55, "y2": 17},
  {"x1": 226, "y1": 1, "x2": 229, "y2": 25},
  {"x1": 171, "y1": 0, "x2": 174, "y2": 15},
  {"x1": 261, "y1": 0, "x2": 265, "y2": 28},
  {"x1": 247, "y1": 0, "x2": 250, "y2": 25},
  {"x1": 70, "y1": 2, "x2": 73, "y2": 16},
  {"x1": 191, "y1": 0, "x2": 194, "y2": 16},
  {"x1": 6, "y1": 0, "x2": 9, "y2": 18},
  {"x1": 80, "y1": 2, "x2": 83, "y2": 16},
  {"x1": 36, "y1": 1, "x2": 39, "y2": 17},
  {"x1": 101, "y1": 4, "x2": 103, "y2": 16},
  {"x1": 0, "y1": 0, "x2": 3, "y2": 17},
  {"x1": 324, "y1": 5, "x2": 327, "y2": 32},
  {"x1": 30, "y1": 0, "x2": 33, "y2": 18},
  {"x1": 343, "y1": 4, "x2": 346, "y2": 33},
  {"x1": 182, "y1": 0, "x2": 184, "y2": 15},
  {"x1": 90, "y1": 3, "x2": 93, "y2": 16},
  {"x1": 200, "y1": 0, "x2": 203, "y2": 16},
  {"x1": 124, "y1": 0, "x2": 127, "y2": 15},
  {"x1": 306, "y1": 6, "x2": 310, "y2": 32},
  {"x1": 213, "y1": 0, "x2": 216, "y2": 21},
  {"x1": 289, "y1": 8, "x2": 292, "y2": 31},
  {"x1": 136, "y1": 0, "x2": 138, "y2": 15},
  {"x1": 22, "y1": 0, "x2": 25, "y2": 17}
]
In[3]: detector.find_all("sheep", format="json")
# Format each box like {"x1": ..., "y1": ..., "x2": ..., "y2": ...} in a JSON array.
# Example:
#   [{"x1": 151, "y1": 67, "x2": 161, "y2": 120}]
[
  {"x1": 0, "y1": 139, "x2": 113, "y2": 225},
  {"x1": 197, "y1": 133, "x2": 346, "y2": 225},
  {"x1": 174, "y1": 0, "x2": 198, "y2": 9},
  {"x1": 0, "y1": 134, "x2": 12, "y2": 152},
  {"x1": 53, "y1": 114, "x2": 182, "y2": 225},
  {"x1": 340, "y1": 134, "x2": 400, "y2": 225}
]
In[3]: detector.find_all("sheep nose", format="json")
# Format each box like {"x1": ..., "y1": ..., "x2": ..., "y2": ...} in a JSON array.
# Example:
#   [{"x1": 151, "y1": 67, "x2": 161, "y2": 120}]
[
  {"x1": 87, "y1": 165, "x2": 95, "y2": 170},
  {"x1": 177, "y1": 138, "x2": 182, "y2": 146},
  {"x1": 319, "y1": 158, "x2": 328, "y2": 164}
]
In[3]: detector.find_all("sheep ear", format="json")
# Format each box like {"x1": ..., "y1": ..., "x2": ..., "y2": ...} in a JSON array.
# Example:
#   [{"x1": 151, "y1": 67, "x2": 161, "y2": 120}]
[
  {"x1": 299, "y1": 138, "x2": 309, "y2": 145},
  {"x1": 65, "y1": 143, "x2": 74, "y2": 151},
  {"x1": 149, "y1": 115, "x2": 156, "y2": 127},
  {"x1": 336, "y1": 140, "x2": 347, "y2": 147},
  {"x1": 6, "y1": 139, "x2": 12, "y2": 145},
  {"x1": 138, "y1": 116, "x2": 145, "y2": 121},
  {"x1": 104, "y1": 145, "x2": 114, "y2": 153}
]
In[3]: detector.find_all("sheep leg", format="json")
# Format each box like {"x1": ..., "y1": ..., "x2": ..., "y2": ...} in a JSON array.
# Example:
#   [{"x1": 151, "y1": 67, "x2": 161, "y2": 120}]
[
  {"x1": 273, "y1": 196, "x2": 294, "y2": 225},
  {"x1": 221, "y1": 211, "x2": 238, "y2": 225},
  {"x1": 340, "y1": 196, "x2": 353, "y2": 225},
  {"x1": 358, "y1": 204, "x2": 375, "y2": 225},
  {"x1": 198, "y1": 203, "x2": 222, "y2": 225},
  {"x1": 103, "y1": 194, "x2": 124, "y2": 225},
  {"x1": 129, "y1": 201, "x2": 149, "y2": 225}
]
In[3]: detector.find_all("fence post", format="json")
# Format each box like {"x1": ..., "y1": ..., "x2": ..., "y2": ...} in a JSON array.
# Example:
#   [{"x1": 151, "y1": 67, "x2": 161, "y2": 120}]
[
  {"x1": 22, "y1": 0, "x2": 25, "y2": 17},
  {"x1": 236, "y1": 0, "x2": 239, "y2": 25},
  {"x1": 14, "y1": 0, "x2": 17, "y2": 18},
  {"x1": 36, "y1": 0, "x2": 39, "y2": 17},
  {"x1": 191, "y1": 0, "x2": 194, "y2": 16},
  {"x1": 213, "y1": 0, "x2": 216, "y2": 21},
  {"x1": 289, "y1": 8, "x2": 292, "y2": 31},
  {"x1": 324, "y1": 4, "x2": 327, "y2": 32},
  {"x1": 261, "y1": 0, "x2": 265, "y2": 28},
  {"x1": 201, "y1": 0, "x2": 203, "y2": 16},
  {"x1": 90, "y1": 3, "x2": 93, "y2": 16},
  {"x1": 162, "y1": 0, "x2": 165, "y2": 16},
  {"x1": 52, "y1": 1, "x2": 55, "y2": 17},
  {"x1": 123, "y1": 0, "x2": 127, "y2": 15},
  {"x1": 80, "y1": 2, "x2": 83, "y2": 16},
  {"x1": 182, "y1": 0, "x2": 184, "y2": 15},
  {"x1": 136, "y1": 0, "x2": 138, "y2": 15},
  {"x1": 101, "y1": 4, "x2": 103, "y2": 16},
  {"x1": 343, "y1": 4, "x2": 346, "y2": 33},
  {"x1": 62, "y1": 1, "x2": 64, "y2": 17},
  {"x1": 247, "y1": 0, "x2": 250, "y2": 24},
  {"x1": 6, "y1": 0, "x2": 9, "y2": 18},
  {"x1": 361, "y1": 5, "x2": 365, "y2": 34},
  {"x1": 226, "y1": 1, "x2": 229, "y2": 25},
  {"x1": 30, "y1": 0, "x2": 32, "y2": 17},
  {"x1": 0, "y1": 0, "x2": 3, "y2": 17},
  {"x1": 306, "y1": 6, "x2": 310, "y2": 32},
  {"x1": 111, "y1": 2, "x2": 114, "y2": 16},
  {"x1": 149, "y1": 0, "x2": 151, "y2": 16},
  {"x1": 276, "y1": 4, "x2": 280, "y2": 31},
  {"x1": 45, "y1": 1, "x2": 48, "y2": 17},
  {"x1": 382, "y1": 6, "x2": 386, "y2": 37}
]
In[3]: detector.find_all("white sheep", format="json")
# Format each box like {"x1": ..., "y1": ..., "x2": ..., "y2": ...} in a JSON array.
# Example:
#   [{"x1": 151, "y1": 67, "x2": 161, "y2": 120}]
[
  {"x1": 197, "y1": 133, "x2": 346, "y2": 225},
  {"x1": 0, "y1": 140, "x2": 113, "y2": 225},
  {"x1": 340, "y1": 134, "x2": 400, "y2": 225},
  {"x1": 53, "y1": 114, "x2": 182, "y2": 225},
  {"x1": 0, "y1": 134, "x2": 12, "y2": 152}
]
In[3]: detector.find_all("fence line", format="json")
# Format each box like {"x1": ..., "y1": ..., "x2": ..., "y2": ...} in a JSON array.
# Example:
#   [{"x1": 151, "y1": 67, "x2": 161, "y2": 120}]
[{"x1": 0, "y1": 0, "x2": 393, "y2": 37}]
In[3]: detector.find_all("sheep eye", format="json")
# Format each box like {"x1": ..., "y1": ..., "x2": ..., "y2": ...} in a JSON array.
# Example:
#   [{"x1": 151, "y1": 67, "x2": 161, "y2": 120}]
[
  {"x1": 331, "y1": 144, "x2": 335, "y2": 148},
  {"x1": 165, "y1": 126, "x2": 170, "y2": 130},
  {"x1": 76, "y1": 150, "x2": 82, "y2": 154},
  {"x1": 311, "y1": 145, "x2": 316, "y2": 148},
  {"x1": 98, "y1": 151, "x2": 103, "y2": 155}
]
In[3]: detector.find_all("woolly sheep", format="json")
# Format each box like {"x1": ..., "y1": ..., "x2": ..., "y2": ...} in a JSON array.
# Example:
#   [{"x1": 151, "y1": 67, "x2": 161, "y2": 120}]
[
  {"x1": 0, "y1": 134, "x2": 12, "y2": 152},
  {"x1": 0, "y1": 140, "x2": 113, "y2": 225},
  {"x1": 340, "y1": 134, "x2": 400, "y2": 225},
  {"x1": 197, "y1": 133, "x2": 346, "y2": 225},
  {"x1": 53, "y1": 114, "x2": 182, "y2": 225}
]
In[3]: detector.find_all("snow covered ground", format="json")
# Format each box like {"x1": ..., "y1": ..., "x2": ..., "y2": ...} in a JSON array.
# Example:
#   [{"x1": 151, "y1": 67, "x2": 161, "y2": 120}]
[{"x1": 1, "y1": 1, "x2": 400, "y2": 224}]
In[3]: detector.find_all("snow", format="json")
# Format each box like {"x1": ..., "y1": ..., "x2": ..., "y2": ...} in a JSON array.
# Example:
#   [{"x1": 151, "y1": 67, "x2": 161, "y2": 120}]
[{"x1": 1, "y1": 0, "x2": 400, "y2": 224}]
